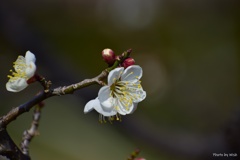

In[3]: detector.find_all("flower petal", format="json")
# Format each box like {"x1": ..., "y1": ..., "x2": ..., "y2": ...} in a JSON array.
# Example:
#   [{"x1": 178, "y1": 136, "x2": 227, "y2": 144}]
[
  {"x1": 6, "y1": 78, "x2": 28, "y2": 92},
  {"x1": 130, "y1": 103, "x2": 138, "y2": 114},
  {"x1": 84, "y1": 98, "x2": 97, "y2": 113},
  {"x1": 127, "y1": 85, "x2": 146, "y2": 103},
  {"x1": 101, "y1": 96, "x2": 115, "y2": 111},
  {"x1": 97, "y1": 105, "x2": 117, "y2": 116},
  {"x1": 25, "y1": 62, "x2": 36, "y2": 78},
  {"x1": 108, "y1": 67, "x2": 124, "y2": 86},
  {"x1": 121, "y1": 65, "x2": 142, "y2": 81},
  {"x1": 98, "y1": 86, "x2": 111, "y2": 101},
  {"x1": 90, "y1": 98, "x2": 117, "y2": 116},
  {"x1": 25, "y1": 51, "x2": 36, "y2": 64},
  {"x1": 115, "y1": 101, "x2": 127, "y2": 115},
  {"x1": 116, "y1": 108, "x2": 127, "y2": 115},
  {"x1": 98, "y1": 86, "x2": 111, "y2": 108},
  {"x1": 134, "y1": 89, "x2": 146, "y2": 103},
  {"x1": 117, "y1": 98, "x2": 133, "y2": 115}
]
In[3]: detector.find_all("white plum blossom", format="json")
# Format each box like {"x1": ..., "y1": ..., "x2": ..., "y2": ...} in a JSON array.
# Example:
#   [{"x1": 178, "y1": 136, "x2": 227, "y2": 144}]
[
  {"x1": 84, "y1": 65, "x2": 146, "y2": 122},
  {"x1": 6, "y1": 51, "x2": 36, "y2": 92}
]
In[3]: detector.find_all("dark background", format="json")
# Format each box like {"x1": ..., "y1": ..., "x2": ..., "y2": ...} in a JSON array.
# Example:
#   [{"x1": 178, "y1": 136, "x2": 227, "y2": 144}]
[{"x1": 0, "y1": 0, "x2": 239, "y2": 160}]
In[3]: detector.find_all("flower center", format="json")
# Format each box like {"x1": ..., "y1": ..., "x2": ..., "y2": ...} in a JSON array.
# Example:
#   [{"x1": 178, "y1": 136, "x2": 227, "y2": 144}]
[
  {"x1": 110, "y1": 78, "x2": 143, "y2": 111},
  {"x1": 110, "y1": 80, "x2": 125, "y2": 97},
  {"x1": 7, "y1": 56, "x2": 28, "y2": 81}
]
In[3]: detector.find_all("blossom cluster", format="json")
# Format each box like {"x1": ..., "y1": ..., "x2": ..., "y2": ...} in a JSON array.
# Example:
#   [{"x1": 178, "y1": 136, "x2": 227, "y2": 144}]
[{"x1": 6, "y1": 49, "x2": 146, "y2": 122}]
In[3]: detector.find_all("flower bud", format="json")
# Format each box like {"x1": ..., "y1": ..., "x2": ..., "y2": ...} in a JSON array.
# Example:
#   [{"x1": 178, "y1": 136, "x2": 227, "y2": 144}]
[
  {"x1": 121, "y1": 57, "x2": 135, "y2": 68},
  {"x1": 102, "y1": 48, "x2": 116, "y2": 65}
]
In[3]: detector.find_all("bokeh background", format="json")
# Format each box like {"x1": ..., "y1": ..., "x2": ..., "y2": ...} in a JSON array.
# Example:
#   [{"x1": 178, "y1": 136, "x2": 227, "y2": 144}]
[{"x1": 0, "y1": 0, "x2": 239, "y2": 160}]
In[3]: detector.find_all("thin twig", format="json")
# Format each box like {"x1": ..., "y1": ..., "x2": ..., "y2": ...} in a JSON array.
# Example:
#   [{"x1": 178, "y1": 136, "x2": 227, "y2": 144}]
[{"x1": 20, "y1": 103, "x2": 44, "y2": 155}]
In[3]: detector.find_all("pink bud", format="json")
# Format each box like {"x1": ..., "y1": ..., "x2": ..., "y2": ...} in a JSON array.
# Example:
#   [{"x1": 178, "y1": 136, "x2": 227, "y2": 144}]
[
  {"x1": 121, "y1": 57, "x2": 135, "y2": 68},
  {"x1": 102, "y1": 48, "x2": 116, "y2": 65}
]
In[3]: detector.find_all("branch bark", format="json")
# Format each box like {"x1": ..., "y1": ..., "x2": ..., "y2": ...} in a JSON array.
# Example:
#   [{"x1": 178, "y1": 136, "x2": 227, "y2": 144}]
[
  {"x1": 20, "y1": 104, "x2": 43, "y2": 156},
  {"x1": 0, "y1": 129, "x2": 30, "y2": 160}
]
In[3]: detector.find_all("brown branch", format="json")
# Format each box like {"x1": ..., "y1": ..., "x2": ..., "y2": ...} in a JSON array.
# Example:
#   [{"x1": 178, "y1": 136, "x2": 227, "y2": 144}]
[
  {"x1": 35, "y1": 74, "x2": 52, "y2": 92},
  {"x1": 0, "y1": 129, "x2": 30, "y2": 160},
  {"x1": 0, "y1": 71, "x2": 98, "y2": 128},
  {"x1": 0, "y1": 91, "x2": 49, "y2": 128},
  {"x1": 20, "y1": 104, "x2": 43, "y2": 156}
]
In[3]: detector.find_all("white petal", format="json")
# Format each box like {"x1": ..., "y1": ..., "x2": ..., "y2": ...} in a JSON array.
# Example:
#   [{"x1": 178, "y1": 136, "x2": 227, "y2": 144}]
[
  {"x1": 116, "y1": 102, "x2": 127, "y2": 115},
  {"x1": 91, "y1": 98, "x2": 117, "y2": 116},
  {"x1": 121, "y1": 65, "x2": 142, "y2": 81},
  {"x1": 25, "y1": 51, "x2": 36, "y2": 64},
  {"x1": 108, "y1": 67, "x2": 124, "y2": 86},
  {"x1": 98, "y1": 86, "x2": 110, "y2": 99},
  {"x1": 117, "y1": 109, "x2": 127, "y2": 115},
  {"x1": 25, "y1": 62, "x2": 36, "y2": 78},
  {"x1": 131, "y1": 88, "x2": 147, "y2": 103},
  {"x1": 117, "y1": 98, "x2": 133, "y2": 115},
  {"x1": 121, "y1": 101, "x2": 137, "y2": 115},
  {"x1": 125, "y1": 103, "x2": 134, "y2": 114},
  {"x1": 98, "y1": 86, "x2": 114, "y2": 110},
  {"x1": 6, "y1": 78, "x2": 28, "y2": 92},
  {"x1": 138, "y1": 90, "x2": 146, "y2": 102},
  {"x1": 84, "y1": 98, "x2": 97, "y2": 113},
  {"x1": 98, "y1": 105, "x2": 117, "y2": 116},
  {"x1": 101, "y1": 96, "x2": 115, "y2": 111},
  {"x1": 130, "y1": 103, "x2": 138, "y2": 114}
]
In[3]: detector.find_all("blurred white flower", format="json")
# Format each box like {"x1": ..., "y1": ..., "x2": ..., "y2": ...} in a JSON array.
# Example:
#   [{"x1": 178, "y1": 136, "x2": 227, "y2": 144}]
[
  {"x1": 84, "y1": 65, "x2": 146, "y2": 122},
  {"x1": 6, "y1": 51, "x2": 36, "y2": 92}
]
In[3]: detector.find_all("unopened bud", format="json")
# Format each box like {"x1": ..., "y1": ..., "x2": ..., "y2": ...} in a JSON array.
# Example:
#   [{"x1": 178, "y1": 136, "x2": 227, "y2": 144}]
[
  {"x1": 121, "y1": 57, "x2": 135, "y2": 68},
  {"x1": 102, "y1": 48, "x2": 116, "y2": 65}
]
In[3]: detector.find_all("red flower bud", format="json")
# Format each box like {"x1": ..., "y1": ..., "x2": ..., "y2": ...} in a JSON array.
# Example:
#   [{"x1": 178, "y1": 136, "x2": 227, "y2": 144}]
[
  {"x1": 102, "y1": 48, "x2": 116, "y2": 65},
  {"x1": 121, "y1": 57, "x2": 135, "y2": 68}
]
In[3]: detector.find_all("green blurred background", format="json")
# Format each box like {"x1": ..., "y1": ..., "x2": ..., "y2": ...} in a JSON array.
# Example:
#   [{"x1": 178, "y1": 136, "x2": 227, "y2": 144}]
[{"x1": 0, "y1": 0, "x2": 239, "y2": 160}]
